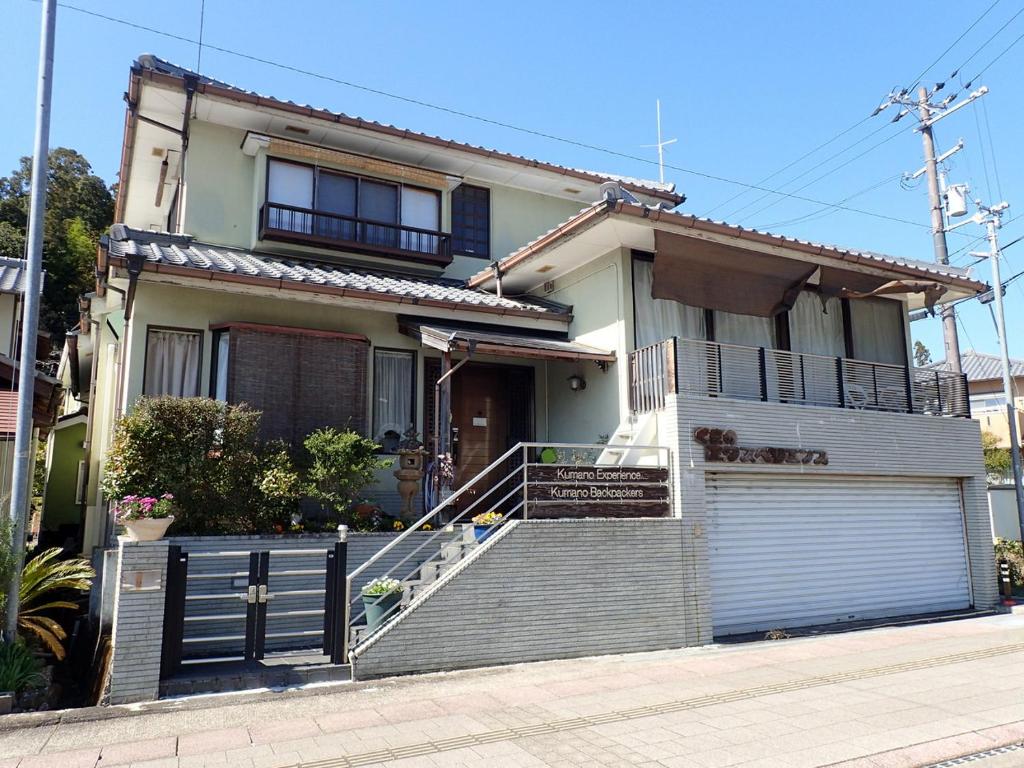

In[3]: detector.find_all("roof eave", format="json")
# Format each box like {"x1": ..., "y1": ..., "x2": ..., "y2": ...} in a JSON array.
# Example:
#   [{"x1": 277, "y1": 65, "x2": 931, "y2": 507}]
[
  {"x1": 472, "y1": 201, "x2": 988, "y2": 295},
  {"x1": 133, "y1": 64, "x2": 684, "y2": 206},
  {"x1": 107, "y1": 253, "x2": 570, "y2": 324}
]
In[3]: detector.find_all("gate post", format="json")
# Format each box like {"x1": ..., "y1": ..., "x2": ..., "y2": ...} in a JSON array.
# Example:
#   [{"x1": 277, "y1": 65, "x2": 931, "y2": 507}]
[
  {"x1": 160, "y1": 545, "x2": 188, "y2": 679},
  {"x1": 331, "y1": 526, "x2": 348, "y2": 664},
  {"x1": 106, "y1": 538, "x2": 170, "y2": 704}
]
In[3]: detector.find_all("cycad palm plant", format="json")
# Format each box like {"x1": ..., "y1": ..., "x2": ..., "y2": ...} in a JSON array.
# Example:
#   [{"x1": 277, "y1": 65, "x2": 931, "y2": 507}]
[{"x1": 17, "y1": 548, "x2": 94, "y2": 660}]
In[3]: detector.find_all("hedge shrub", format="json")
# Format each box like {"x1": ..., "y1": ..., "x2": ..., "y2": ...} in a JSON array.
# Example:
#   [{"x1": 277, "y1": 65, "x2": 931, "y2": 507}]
[{"x1": 102, "y1": 397, "x2": 301, "y2": 534}]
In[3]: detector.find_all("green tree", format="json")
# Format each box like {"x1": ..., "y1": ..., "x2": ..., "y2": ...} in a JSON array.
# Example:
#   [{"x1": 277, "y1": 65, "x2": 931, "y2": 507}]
[
  {"x1": 982, "y1": 430, "x2": 1014, "y2": 481},
  {"x1": 0, "y1": 148, "x2": 114, "y2": 341},
  {"x1": 303, "y1": 428, "x2": 391, "y2": 525},
  {"x1": 913, "y1": 340, "x2": 932, "y2": 368}
]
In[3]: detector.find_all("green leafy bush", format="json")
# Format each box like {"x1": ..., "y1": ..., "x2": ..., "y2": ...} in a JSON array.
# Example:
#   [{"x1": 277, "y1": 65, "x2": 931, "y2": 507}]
[
  {"x1": 995, "y1": 537, "x2": 1024, "y2": 587},
  {"x1": 18, "y1": 547, "x2": 93, "y2": 660},
  {"x1": 0, "y1": 640, "x2": 42, "y2": 693},
  {"x1": 102, "y1": 398, "x2": 301, "y2": 534},
  {"x1": 304, "y1": 428, "x2": 391, "y2": 526}
]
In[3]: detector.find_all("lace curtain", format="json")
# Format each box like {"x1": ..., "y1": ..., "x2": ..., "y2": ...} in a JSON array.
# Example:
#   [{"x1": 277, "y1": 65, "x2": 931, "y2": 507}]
[{"x1": 144, "y1": 329, "x2": 201, "y2": 397}]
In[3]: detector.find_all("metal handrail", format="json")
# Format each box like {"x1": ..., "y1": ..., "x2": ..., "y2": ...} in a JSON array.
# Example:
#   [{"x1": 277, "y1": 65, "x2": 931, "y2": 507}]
[{"x1": 344, "y1": 441, "x2": 671, "y2": 659}]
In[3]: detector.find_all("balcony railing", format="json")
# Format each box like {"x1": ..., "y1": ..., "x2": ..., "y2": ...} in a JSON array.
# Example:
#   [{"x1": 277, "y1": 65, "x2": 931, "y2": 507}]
[
  {"x1": 628, "y1": 337, "x2": 971, "y2": 418},
  {"x1": 259, "y1": 202, "x2": 452, "y2": 266}
]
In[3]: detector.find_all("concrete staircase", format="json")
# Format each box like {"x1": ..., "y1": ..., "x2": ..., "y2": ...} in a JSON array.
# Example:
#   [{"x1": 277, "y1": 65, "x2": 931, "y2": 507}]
[
  {"x1": 596, "y1": 411, "x2": 658, "y2": 466},
  {"x1": 349, "y1": 524, "x2": 483, "y2": 649}
]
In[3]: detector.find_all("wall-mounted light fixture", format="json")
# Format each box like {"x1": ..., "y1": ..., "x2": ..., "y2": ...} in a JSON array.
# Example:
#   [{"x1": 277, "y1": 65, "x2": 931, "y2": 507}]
[{"x1": 567, "y1": 374, "x2": 587, "y2": 392}]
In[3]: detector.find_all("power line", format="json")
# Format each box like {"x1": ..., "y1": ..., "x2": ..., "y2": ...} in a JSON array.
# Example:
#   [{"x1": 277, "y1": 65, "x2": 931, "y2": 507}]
[
  {"x1": 707, "y1": 0, "x2": 1007, "y2": 221},
  {"x1": 969, "y1": 26, "x2": 1024, "y2": 81},
  {"x1": 722, "y1": 121, "x2": 900, "y2": 221},
  {"x1": 700, "y1": 116, "x2": 872, "y2": 218},
  {"x1": 905, "y1": 0, "x2": 1003, "y2": 87},
  {"x1": 754, "y1": 174, "x2": 901, "y2": 231},
  {"x1": 40, "y1": 0, "x2": 956, "y2": 235},
  {"x1": 948, "y1": 4, "x2": 1024, "y2": 81},
  {"x1": 736, "y1": 128, "x2": 909, "y2": 224}
]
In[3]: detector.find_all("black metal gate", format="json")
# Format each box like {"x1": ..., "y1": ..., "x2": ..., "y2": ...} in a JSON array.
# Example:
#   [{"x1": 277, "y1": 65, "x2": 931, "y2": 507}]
[{"x1": 161, "y1": 541, "x2": 348, "y2": 679}]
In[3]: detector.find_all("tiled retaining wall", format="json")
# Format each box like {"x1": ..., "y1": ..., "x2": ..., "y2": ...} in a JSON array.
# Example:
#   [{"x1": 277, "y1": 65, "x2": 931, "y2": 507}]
[{"x1": 354, "y1": 519, "x2": 690, "y2": 678}]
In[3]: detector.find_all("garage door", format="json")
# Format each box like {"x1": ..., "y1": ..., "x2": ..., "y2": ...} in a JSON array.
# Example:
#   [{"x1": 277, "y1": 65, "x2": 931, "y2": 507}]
[{"x1": 707, "y1": 474, "x2": 971, "y2": 636}]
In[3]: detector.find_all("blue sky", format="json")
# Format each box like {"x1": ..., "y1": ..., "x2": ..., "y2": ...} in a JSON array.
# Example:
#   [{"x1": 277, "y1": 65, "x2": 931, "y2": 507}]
[{"x1": 4, "y1": 0, "x2": 1023, "y2": 362}]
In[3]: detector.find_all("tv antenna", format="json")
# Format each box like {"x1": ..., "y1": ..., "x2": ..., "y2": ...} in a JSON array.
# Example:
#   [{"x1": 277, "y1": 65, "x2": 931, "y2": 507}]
[{"x1": 641, "y1": 99, "x2": 677, "y2": 185}]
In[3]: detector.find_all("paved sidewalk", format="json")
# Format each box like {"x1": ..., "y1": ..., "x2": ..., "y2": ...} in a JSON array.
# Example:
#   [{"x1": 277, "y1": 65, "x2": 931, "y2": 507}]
[{"x1": 1, "y1": 614, "x2": 1023, "y2": 768}]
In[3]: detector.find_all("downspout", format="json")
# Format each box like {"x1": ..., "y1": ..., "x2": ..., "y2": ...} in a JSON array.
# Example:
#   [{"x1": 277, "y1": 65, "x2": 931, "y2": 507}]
[{"x1": 173, "y1": 74, "x2": 198, "y2": 232}]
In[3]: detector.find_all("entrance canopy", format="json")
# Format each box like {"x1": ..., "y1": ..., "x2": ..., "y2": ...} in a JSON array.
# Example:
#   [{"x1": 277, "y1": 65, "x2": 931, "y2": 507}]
[{"x1": 399, "y1": 322, "x2": 616, "y2": 364}]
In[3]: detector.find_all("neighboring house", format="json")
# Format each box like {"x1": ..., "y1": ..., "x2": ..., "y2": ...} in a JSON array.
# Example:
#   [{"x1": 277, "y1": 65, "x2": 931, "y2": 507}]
[
  {"x1": 926, "y1": 349, "x2": 1024, "y2": 450},
  {"x1": 0, "y1": 258, "x2": 61, "y2": 534},
  {"x1": 79, "y1": 54, "x2": 997, "y2": 649}
]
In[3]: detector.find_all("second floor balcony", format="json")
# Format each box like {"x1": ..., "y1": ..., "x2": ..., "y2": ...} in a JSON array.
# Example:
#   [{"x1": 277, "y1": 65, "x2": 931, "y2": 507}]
[
  {"x1": 629, "y1": 337, "x2": 971, "y2": 419},
  {"x1": 259, "y1": 202, "x2": 452, "y2": 267}
]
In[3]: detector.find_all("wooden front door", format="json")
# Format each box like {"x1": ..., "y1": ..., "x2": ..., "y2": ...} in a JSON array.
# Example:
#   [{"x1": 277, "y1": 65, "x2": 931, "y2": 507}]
[{"x1": 449, "y1": 363, "x2": 533, "y2": 513}]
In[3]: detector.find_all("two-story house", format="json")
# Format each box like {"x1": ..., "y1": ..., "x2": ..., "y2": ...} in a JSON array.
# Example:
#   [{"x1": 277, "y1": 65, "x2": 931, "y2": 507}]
[{"x1": 82, "y1": 56, "x2": 996, "y2": 668}]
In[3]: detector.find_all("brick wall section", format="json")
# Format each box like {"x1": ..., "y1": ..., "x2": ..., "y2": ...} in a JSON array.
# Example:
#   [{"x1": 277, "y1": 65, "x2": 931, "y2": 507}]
[
  {"x1": 106, "y1": 538, "x2": 169, "y2": 705},
  {"x1": 354, "y1": 519, "x2": 690, "y2": 679}
]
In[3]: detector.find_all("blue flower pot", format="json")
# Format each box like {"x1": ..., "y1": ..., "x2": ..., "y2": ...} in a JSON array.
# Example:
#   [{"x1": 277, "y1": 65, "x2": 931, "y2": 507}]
[
  {"x1": 474, "y1": 524, "x2": 497, "y2": 542},
  {"x1": 362, "y1": 590, "x2": 402, "y2": 631}
]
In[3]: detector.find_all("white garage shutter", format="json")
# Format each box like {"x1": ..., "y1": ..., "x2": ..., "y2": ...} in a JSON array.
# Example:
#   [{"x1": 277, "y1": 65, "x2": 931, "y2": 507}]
[{"x1": 707, "y1": 474, "x2": 971, "y2": 636}]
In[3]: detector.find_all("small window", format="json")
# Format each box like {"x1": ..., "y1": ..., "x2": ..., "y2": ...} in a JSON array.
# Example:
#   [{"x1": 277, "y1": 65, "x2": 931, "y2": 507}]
[
  {"x1": 210, "y1": 329, "x2": 230, "y2": 401},
  {"x1": 372, "y1": 349, "x2": 415, "y2": 453},
  {"x1": 451, "y1": 184, "x2": 490, "y2": 258},
  {"x1": 143, "y1": 328, "x2": 202, "y2": 397}
]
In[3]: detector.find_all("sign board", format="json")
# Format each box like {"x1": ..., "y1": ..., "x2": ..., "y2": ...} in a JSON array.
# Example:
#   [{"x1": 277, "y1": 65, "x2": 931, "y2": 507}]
[
  {"x1": 528, "y1": 501, "x2": 671, "y2": 519},
  {"x1": 693, "y1": 427, "x2": 828, "y2": 466},
  {"x1": 525, "y1": 463, "x2": 671, "y2": 519},
  {"x1": 527, "y1": 465, "x2": 668, "y2": 484}
]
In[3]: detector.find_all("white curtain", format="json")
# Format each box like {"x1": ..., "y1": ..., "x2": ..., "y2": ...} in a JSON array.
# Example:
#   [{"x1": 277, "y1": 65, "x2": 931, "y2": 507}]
[
  {"x1": 713, "y1": 311, "x2": 775, "y2": 400},
  {"x1": 214, "y1": 332, "x2": 230, "y2": 401},
  {"x1": 373, "y1": 350, "x2": 414, "y2": 452},
  {"x1": 850, "y1": 298, "x2": 906, "y2": 365},
  {"x1": 400, "y1": 187, "x2": 440, "y2": 254},
  {"x1": 786, "y1": 293, "x2": 846, "y2": 405},
  {"x1": 144, "y1": 330, "x2": 201, "y2": 397},
  {"x1": 713, "y1": 310, "x2": 775, "y2": 348},
  {"x1": 633, "y1": 259, "x2": 706, "y2": 347},
  {"x1": 267, "y1": 160, "x2": 313, "y2": 232},
  {"x1": 789, "y1": 292, "x2": 845, "y2": 357}
]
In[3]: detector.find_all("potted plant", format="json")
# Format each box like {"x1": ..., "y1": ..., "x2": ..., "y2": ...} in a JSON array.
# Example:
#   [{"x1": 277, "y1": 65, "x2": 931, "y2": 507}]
[
  {"x1": 361, "y1": 577, "x2": 403, "y2": 631},
  {"x1": 114, "y1": 493, "x2": 175, "y2": 541},
  {"x1": 471, "y1": 511, "x2": 504, "y2": 542}
]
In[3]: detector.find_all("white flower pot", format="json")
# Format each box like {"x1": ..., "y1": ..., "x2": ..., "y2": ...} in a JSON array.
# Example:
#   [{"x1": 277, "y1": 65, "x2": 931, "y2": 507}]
[{"x1": 123, "y1": 516, "x2": 174, "y2": 542}]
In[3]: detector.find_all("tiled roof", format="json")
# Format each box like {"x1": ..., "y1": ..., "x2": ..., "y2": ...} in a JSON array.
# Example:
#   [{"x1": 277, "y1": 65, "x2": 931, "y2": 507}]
[
  {"x1": 0, "y1": 257, "x2": 28, "y2": 294},
  {"x1": 925, "y1": 350, "x2": 1024, "y2": 381},
  {"x1": 134, "y1": 56, "x2": 682, "y2": 203},
  {"x1": 470, "y1": 199, "x2": 985, "y2": 290},
  {"x1": 105, "y1": 226, "x2": 570, "y2": 319}
]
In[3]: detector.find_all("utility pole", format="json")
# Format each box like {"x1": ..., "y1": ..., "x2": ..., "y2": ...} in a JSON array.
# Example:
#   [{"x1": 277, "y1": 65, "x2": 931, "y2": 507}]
[
  {"x1": 981, "y1": 205, "x2": 1024, "y2": 550},
  {"x1": 916, "y1": 87, "x2": 961, "y2": 373},
  {"x1": 5, "y1": 0, "x2": 56, "y2": 642},
  {"x1": 875, "y1": 83, "x2": 988, "y2": 373}
]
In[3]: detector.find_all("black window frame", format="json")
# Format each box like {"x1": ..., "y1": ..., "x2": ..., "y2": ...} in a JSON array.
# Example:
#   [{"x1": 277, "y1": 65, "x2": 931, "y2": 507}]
[
  {"x1": 265, "y1": 157, "x2": 440, "y2": 228},
  {"x1": 451, "y1": 183, "x2": 490, "y2": 258}
]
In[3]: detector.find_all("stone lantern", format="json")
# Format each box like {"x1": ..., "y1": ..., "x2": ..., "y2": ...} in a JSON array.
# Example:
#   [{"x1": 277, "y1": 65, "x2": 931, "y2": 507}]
[{"x1": 394, "y1": 426, "x2": 425, "y2": 521}]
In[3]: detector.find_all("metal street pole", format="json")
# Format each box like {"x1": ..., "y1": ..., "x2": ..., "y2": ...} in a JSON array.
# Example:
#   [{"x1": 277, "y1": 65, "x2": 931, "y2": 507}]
[
  {"x1": 916, "y1": 87, "x2": 962, "y2": 373},
  {"x1": 5, "y1": 0, "x2": 56, "y2": 642},
  {"x1": 985, "y1": 214, "x2": 1024, "y2": 550}
]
